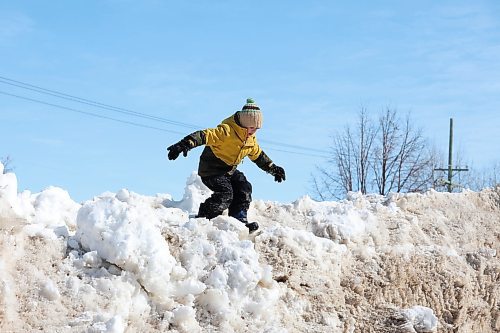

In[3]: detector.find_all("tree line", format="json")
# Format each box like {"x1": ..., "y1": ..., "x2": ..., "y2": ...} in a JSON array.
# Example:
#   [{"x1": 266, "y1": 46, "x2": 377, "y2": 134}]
[{"x1": 312, "y1": 108, "x2": 499, "y2": 201}]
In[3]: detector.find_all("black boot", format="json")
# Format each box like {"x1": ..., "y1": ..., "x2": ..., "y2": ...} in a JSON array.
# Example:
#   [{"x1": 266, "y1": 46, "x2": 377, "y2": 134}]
[
  {"x1": 232, "y1": 210, "x2": 259, "y2": 233},
  {"x1": 246, "y1": 222, "x2": 259, "y2": 233}
]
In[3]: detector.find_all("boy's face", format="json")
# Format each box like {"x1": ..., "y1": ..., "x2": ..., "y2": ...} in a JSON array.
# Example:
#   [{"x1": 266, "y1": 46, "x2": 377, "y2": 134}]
[{"x1": 246, "y1": 127, "x2": 258, "y2": 137}]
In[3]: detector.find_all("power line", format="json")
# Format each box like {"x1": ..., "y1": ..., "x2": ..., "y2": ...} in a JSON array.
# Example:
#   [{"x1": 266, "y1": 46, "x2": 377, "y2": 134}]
[
  {"x1": 1, "y1": 90, "x2": 331, "y2": 158},
  {"x1": 0, "y1": 75, "x2": 200, "y2": 130},
  {"x1": 0, "y1": 75, "x2": 332, "y2": 157},
  {"x1": 263, "y1": 148, "x2": 329, "y2": 158},
  {"x1": 2, "y1": 89, "x2": 332, "y2": 159},
  {"x1": 0, "y1": 90, "x2": 186, "y2": 135},
  {"x1": 259, "y1": 138, "x2": 331, "y2": 155}
]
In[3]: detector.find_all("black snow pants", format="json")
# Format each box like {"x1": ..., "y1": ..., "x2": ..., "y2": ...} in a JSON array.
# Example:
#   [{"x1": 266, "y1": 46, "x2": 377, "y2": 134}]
[{"x1": 197, "y1": 169, "x2": 252, "y2": 221}]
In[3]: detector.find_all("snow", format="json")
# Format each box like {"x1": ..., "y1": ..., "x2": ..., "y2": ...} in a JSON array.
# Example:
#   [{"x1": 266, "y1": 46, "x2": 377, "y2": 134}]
[
  {"x1": 0, "y1": 162, "x2": 22, "y2": 216},
  {"x1": 1, "y1": 162, "x2": 499, "y2": 332},
  {"x1": 401, "y1": 306, "x2": 438, "y2": 333}
]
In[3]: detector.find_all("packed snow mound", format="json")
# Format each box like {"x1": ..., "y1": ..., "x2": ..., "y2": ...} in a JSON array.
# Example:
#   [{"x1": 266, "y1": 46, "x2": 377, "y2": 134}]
[{"x1": 0, "y1": 164, "x2": 499, "y2": 332}]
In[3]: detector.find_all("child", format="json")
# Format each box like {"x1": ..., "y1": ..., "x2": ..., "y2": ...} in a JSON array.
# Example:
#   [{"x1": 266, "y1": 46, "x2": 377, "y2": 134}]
[{"x1": 167, "y1": 98, "x2": 285, "y2": 232}]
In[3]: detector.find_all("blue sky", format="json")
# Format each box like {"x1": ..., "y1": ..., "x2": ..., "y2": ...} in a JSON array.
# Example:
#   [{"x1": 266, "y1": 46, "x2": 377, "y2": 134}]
[{"x1": 1, "y1": 1, "x2": 499, "y2": 203}]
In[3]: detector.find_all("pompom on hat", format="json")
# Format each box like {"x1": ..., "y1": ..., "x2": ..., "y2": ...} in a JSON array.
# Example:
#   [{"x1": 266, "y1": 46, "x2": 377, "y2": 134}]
[{"x1": 236, "y1": 98, "x2": 263, "y2": 129}]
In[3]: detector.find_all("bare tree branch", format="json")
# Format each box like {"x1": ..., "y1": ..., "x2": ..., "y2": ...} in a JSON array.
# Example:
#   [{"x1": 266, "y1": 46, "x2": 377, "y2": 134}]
[
  {"x1": 312, "y1": 107, "x2": 435, "y2": 200},
  {"x1": 1, "y1": 155, "x2": 14, "y2": 174}
]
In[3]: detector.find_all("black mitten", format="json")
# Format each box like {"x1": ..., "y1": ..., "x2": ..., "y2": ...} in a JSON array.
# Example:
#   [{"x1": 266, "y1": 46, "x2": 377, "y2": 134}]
[
  {"x1": 269, "y1": 165, "x2": 286, "y2": 182},
  {"x1": 167, "y1": 139, "x2": 192, "y2": 160}
]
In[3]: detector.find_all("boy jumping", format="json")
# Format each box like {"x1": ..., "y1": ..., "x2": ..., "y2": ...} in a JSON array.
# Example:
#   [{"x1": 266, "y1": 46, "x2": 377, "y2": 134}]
[{"x1": 167, "y1": 98, "x2": 285, "y2": 232}]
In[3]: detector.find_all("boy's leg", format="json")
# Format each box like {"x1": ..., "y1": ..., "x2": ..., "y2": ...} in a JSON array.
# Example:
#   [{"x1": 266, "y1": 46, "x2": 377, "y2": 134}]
[
  {"x1": 228, "y1": 170, "x2": 252, "y2": 221},
  {"x1": 197, "y1": 174, "x2": 233, "y2": 219}
]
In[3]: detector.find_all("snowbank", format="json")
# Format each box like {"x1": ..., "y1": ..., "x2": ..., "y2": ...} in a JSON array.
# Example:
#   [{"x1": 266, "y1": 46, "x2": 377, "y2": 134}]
[{"x1": 0, "y1": 163, "x2": 499, "y2": 332}]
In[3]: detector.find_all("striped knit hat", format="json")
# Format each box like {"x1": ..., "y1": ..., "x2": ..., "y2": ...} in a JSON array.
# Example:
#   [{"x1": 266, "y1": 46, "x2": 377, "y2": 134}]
[{"x1": 237, "y1": 98, "x2": 263, "y2": 129}]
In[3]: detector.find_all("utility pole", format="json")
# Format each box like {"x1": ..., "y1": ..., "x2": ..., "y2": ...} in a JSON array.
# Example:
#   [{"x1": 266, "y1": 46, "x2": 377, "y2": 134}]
[{"x1": 434, "y1": 118, "x2": 468, "y2": 192}]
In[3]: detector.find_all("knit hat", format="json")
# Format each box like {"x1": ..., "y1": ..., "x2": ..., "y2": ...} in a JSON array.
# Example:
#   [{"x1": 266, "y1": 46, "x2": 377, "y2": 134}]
[{"x1": 237, "y1": 98, "x2": 263, "y2": 129}]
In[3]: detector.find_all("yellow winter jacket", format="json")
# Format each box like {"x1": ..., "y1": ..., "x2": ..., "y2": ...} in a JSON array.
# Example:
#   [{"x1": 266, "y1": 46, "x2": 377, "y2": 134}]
[
  {"x1": 204, "y1": 115, "x2": 262, "y2": 165},
  {"x1": 186, "y1": 114, "x2": 272, "y2": 177}
]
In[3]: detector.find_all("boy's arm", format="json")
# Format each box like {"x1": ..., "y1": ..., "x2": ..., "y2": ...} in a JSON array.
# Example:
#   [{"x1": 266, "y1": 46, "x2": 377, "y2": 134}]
[
  {"x1": 167, "y1": 125, "x2": 229, "y2": 160},
  {"x1": 167, "y1": 130, "x2": 206, "y2": 160},
  {"x1": 185, "y1": 124, "x2": 231, "y2": 147},
  {"x1": 184, "y1": 130, "x2": 206, "y2": 147},
  {"x1": 252, "y1": 151, "x2": 286, "y2": 182}
]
